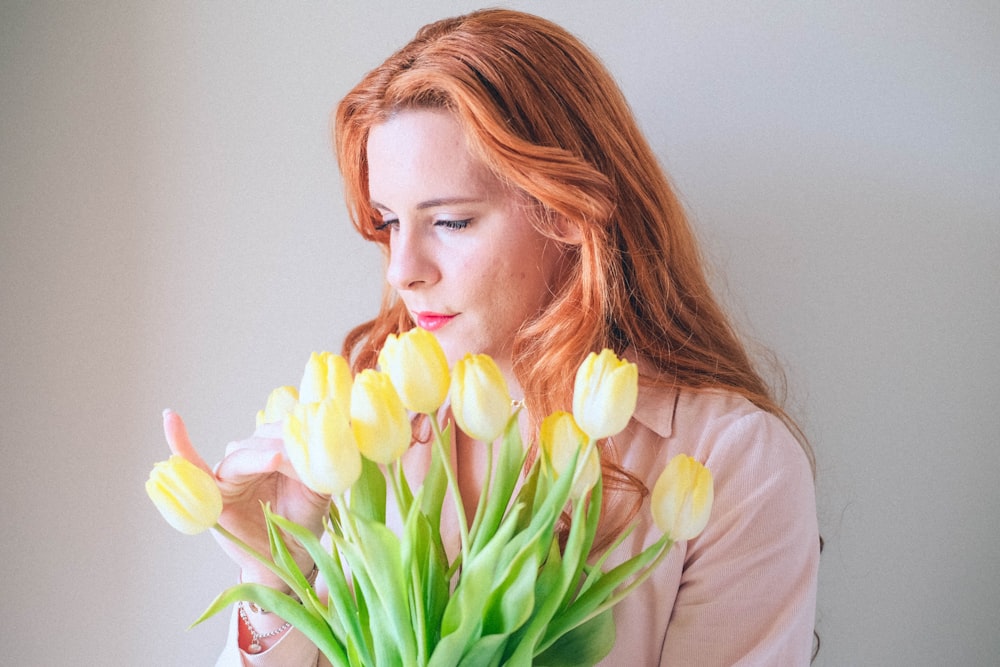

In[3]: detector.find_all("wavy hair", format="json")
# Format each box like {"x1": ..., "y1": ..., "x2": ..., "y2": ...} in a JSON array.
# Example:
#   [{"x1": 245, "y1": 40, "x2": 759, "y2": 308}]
[{"x1": 334, "y1": 9, "x2": 814, "y2": 544}]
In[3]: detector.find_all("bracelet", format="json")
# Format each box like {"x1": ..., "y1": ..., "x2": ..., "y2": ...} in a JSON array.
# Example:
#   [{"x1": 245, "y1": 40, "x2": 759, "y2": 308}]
[{"x1": 239, "y1": 601, "x2": 291, "y2": 654}]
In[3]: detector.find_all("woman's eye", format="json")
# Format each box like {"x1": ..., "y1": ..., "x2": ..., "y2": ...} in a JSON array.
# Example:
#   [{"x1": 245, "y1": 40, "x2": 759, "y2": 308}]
[
  {"x1": 435, "y1": 218, "x2": 471, "y2": 230},
  {"x1": 374, "y1": 218, "x2": 398, "y2": 232}
]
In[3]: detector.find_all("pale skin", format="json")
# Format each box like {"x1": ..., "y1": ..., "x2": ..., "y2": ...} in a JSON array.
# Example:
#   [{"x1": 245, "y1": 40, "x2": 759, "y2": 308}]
[{"x1": 164, "y1": 109, "x2": 571, "y2": 650}]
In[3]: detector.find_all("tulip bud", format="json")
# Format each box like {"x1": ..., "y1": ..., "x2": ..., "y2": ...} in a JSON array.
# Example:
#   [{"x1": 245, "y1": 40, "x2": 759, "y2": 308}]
[
  {"x1": 378, "y1": 328, "x2": 450, "y2": 414},
  {"x1": 299, "y1": 352, "x2": 353, "y2": 407},
  {"x1": 350, "y1": 369, "x2": 412, "y2": 464},
  {"x1": 256, "y1": 385, "x2": 300, "y2": 427},
  {"x1": 145, "y1": 455, "x2": 223, "y2": 535},
  {"x1": 572, "y1": 349, "x2": 638, "y2": 440},
  {"x1": 540, "y1": 411, "x2": 600, "y2": 499},
  {"x1": 450, "y1": 353, "x2": 511, "y2": 443},
  {"x1": 284, "y1": 398, "x2": 362, "y2": 497},
  {"x1": 651, "y1": 455, "x2": 713, "y2": 541}
]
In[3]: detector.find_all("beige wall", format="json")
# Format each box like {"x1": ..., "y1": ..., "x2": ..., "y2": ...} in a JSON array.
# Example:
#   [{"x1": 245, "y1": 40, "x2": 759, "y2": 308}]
[{"x1": 2, "y1": 1, "x2": 998, "y2": 664}]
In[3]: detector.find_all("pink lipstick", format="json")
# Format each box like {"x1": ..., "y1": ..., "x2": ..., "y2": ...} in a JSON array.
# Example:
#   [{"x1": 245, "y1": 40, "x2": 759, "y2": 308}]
[{"x1": 415, "y1": 312, "x2": 455, "y2": 331}]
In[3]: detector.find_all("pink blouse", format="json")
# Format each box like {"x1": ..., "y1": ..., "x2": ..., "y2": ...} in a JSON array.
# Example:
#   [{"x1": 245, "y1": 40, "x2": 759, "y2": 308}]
[{"x1": 217, "y1": 384, "x2": 819, "y2": 666}]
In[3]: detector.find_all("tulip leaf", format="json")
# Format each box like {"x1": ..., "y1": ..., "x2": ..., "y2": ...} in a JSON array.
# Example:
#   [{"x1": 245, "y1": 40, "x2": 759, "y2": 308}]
[
  {"x1": 350, "y1": 456, "x2": 386, "y2": 524},
  {"x1": 261, "y1": 503, "x2": 315, "y2": 608},
  {"x1": 404, "y1": 502, "x2": 449, "y2": 658},
  {"x1": 532, "y1": 607, "x2": 615, "y2": 667},
  {"x1": 342, "y1": 516, "x2": 418, "y2": 664},
  {"x1": 420, "y1": 421, "x2": 451, "y2": 530},
  {"x1": 540, "y1": 533, "x2": 672, "y2": 651},
  {"x1": 457, "y1": 634, "x2": 508, "y2": 667},
  {"x1": 430, "y1": 507, "x2": 524, "y2": 667},
  {"x1": 265, "y1": 511, "x2": 372, "y2": 664},
  {"x1": 482, "y1": 537, "x2": 538, "y2": 636},
  {"x1": 556, "y1": 479, "x2": 603, "y2": 613},
  {"x1": 470, "y1": 413, "x2": 525, "y2": 556}
]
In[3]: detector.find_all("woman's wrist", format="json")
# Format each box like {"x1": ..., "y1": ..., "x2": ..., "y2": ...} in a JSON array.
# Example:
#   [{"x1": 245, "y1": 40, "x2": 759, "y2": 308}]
[
  {"x1": 236, "y1": 563, "x2": 317, "y2": 653},
  {"x1": 238, "y1": 601, "x2": 292, "y2": 654}
]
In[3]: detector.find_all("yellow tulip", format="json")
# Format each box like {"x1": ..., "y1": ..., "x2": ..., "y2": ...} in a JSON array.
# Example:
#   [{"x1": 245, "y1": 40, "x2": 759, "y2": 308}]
[
  {"x1": 650, "y1": 454, "x2": 713, "y2": 541},
  {"x1": 350, "y1": 369, "x2": 412, "y2": 464},
  {"x1": 450, "y1": 353, "x2": 511, "y2": 443},
  {"x1": 255, "y1": 385, "x2": 300, "y2": 427},
  {"x1": 283, "y1": 398, "x2": 362, "y2": 497},
  {"x1": 540, "y1": 411, "x2": 600, "y2": 499},
  {"x1": 145, "y1": 455, "x2": 223, "y2": 535},
  {"x1": 299, "y1": 351, "x2": 353, "y2": 407},
  {"x1": 572, "y1": 349, "x2": 638, "y2": 440},
  {"x1": 377, "y1": 328, "x2": 450, "y2": 415}
]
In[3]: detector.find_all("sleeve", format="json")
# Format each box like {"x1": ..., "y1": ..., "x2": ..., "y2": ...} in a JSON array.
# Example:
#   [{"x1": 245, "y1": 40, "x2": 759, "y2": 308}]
[
  {"x1": 659, "y1": 409, "x2": 819, "y2": 666},
  {"x1": 215, "y1": 607, "x2": 330, "y2": 667}
]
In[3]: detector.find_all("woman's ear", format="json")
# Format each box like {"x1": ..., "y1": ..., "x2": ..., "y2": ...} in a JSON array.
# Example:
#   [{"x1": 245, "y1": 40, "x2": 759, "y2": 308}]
[{"x1": 551, "y1": 214, "x2": 583, "y2": 245}]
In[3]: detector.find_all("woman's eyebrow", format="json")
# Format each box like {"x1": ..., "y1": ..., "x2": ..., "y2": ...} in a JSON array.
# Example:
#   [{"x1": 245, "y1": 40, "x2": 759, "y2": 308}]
[{"x1": 370, "y1": 196, "x2": 484, "y2": 211}]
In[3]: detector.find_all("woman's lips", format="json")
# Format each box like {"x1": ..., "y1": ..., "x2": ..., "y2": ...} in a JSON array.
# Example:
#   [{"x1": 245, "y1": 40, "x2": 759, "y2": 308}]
[{"x1": 415, "y1": 312, "x2": 455, "y2": 331}]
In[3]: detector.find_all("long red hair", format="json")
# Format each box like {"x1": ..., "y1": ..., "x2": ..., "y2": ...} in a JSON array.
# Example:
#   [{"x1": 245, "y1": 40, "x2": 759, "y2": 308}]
[{"x1": 334, "y1": 9, "x2": 813, "y2": 542}]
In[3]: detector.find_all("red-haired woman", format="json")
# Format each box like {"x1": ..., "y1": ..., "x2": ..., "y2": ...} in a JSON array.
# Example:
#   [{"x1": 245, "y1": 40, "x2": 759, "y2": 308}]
[{"x1": 168, "y1": 9, "x2": 819, "y2": 665}]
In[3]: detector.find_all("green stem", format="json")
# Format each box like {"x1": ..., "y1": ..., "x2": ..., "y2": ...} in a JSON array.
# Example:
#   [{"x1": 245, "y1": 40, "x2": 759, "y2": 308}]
[
  {"x1": 212, "y1": 523, "x2": 287, "y2": 583},
  {"x1": 332, "y1": 495, "x2": 361, "y2": 546},
  {"x1": 568, "y1": 437, "x2": 598, "y2": 494},
  {"x1": 466, "y1": 444, "x2": 493, "y2": 553},
  {"x1": 430, "y1": 416, "x2": 471, "y2": 561},
  {"x1": 389, "y1": 460, "x2": 407, "y2": 517},
  {"x1": 410, "y1": 558, "x2": 428, "y2": 666}
]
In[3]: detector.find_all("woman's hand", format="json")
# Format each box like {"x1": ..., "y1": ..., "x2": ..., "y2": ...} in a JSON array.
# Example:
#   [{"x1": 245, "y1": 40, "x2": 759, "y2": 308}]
[{"x1": 162, "y1": 409, "x2": 329, "y2": 588}]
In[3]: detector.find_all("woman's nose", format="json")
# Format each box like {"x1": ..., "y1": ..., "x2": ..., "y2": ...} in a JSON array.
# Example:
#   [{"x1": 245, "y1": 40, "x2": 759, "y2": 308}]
[{"x1": 385, "y1": 225, "x2": 438, "y2": 292}]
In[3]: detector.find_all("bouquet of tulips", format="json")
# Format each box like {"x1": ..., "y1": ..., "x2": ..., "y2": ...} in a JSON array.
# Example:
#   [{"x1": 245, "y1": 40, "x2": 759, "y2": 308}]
[{"x1": 146, "y1": 328, "x2": 713, "y2": 666}]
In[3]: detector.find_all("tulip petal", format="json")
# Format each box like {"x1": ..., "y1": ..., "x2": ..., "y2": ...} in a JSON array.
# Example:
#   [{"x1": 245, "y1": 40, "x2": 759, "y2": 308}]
[
  {"x1": 378, "y1": 328, "x2": 450, "y2": 414},
  {"x1": 351, "y1": 369, "x2": 412, "y2": 464},
  {"x1": 284, "y1": 399, "x2": 362, "y2": 497},
  {"x1": 572, "y1": 350, "x2": 638, "y2": 440},
  {"x1": 451, "y1": 354, "x2": 511, "y2": 443},
  {"x1": 650, "y1": 455, "x2": 714, "y2": 541},
  {"x1": 146, "y1": 455, "x2": 223, "y2": 535}
]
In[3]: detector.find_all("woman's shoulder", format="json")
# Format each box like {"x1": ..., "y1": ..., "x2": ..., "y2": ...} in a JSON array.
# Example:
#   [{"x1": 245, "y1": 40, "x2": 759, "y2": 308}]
[{"x1": 630, "y1": 382, "x2": 810, "y2": 483}]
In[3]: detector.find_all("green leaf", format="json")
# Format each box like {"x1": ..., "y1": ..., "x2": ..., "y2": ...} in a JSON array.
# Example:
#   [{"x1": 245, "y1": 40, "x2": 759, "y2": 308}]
[
  {"x1": 262, "y1": 503, "x2": 310, "y2": 595},
  {"x1": 420, "y1": 421, "x2": 451, "y2": 529},
  {"x1": 350, "y1": 456, "x2": 386, "y2": 524},
  {"x1": 541, "y1": 534, "x2": 672, "y2": 650},
  {"x1": 554, "y1": 479, "x2": 603, "y2": 614},
  {"x1": 532, "y1": 607, "x2": 615, "y2": 667},
  {"x1": 482, "y1": 537, "x2": 538, "y2": 636},
  {"x1": 457, "y1": 634, "x2": 508, "y2": 667},
  {"x1": 470, "y1": 413, "x2": 526, "y2": 556},
  {"x1": 430, "y1": 508, "x2": 524, "y2": 667},
  {"x1": 404, "y1": 504, "x2": 449, "y2": 658},
  {"x1": 340, "y1": 517, "x2": 418, "y2": 664},
  {"x1": 265, "y1": 511, "x2": 372, "y2": 664}
]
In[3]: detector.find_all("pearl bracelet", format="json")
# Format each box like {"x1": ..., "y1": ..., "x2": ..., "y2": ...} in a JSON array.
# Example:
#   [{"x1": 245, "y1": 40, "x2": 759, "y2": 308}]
[
  {"x1": 237, "y1": 565, "x2": 318, "y2": 653},
  {"x1": 239, "y1": 601, "x2": 291, "y2": 654}
]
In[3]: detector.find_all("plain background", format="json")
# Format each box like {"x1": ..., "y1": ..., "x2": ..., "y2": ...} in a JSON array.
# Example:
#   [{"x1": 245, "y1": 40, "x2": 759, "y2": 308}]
[{"x1": 2, "y1": 1, "x2": 997, "y2": 665}]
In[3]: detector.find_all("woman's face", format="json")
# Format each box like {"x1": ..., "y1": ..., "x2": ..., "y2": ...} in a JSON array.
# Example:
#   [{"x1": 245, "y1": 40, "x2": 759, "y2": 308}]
[{"x1": 367, "y1": 109, "x2": 565, "y2": 386}]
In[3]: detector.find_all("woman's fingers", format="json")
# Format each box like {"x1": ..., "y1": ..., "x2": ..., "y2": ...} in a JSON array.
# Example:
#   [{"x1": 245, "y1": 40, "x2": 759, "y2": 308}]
[
  {"x1": 162, "y1": 409, "x2": 212, "y2": 474},
  {"x1": 212, "y1": 444, "x2": 290, "y2": 500}
]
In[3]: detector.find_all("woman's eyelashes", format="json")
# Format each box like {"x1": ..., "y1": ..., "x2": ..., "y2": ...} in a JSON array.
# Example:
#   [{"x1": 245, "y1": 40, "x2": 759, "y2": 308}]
[
  {"x1": 374, "y1": 217, "x2": 471, "y2": 232},
  {"x1": 435, "y1": 218, "x2": 471, "y2": 230}
]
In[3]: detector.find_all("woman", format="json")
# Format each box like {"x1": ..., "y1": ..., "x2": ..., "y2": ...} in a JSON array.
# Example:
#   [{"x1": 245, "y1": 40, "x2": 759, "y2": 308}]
[{"x1": 167, "y1": 9, "x2": 819, "y2": 665}]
